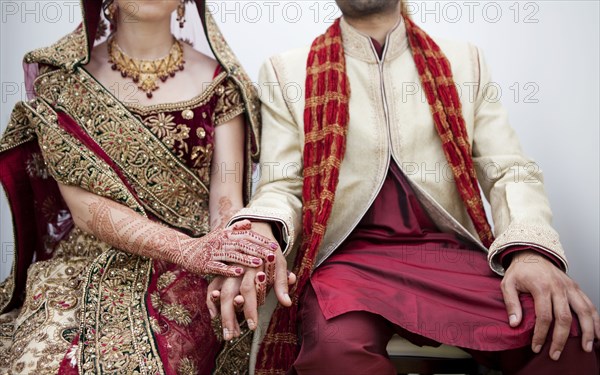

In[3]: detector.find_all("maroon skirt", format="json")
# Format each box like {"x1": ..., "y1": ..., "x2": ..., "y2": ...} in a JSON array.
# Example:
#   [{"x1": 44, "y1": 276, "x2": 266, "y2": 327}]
[{"x1": 310, "y1": 163, "x2": 577, "y2": 351}]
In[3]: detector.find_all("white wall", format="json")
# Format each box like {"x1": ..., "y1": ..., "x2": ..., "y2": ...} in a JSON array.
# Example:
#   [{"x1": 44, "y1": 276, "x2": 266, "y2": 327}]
[{"x1": 1, "y1": 1, "x2": 598, "y2": 308}]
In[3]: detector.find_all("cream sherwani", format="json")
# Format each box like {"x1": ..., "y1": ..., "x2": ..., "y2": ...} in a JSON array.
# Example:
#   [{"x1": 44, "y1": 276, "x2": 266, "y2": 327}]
[{"x1": 230, "y1": 18, "x2": 566, "y2": 372}]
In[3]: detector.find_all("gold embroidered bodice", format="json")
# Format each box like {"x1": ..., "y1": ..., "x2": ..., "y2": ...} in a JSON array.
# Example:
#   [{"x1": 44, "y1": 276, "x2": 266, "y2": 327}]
[{"x1": 126, "y1": 71, "x2": 245, "y2": 185}]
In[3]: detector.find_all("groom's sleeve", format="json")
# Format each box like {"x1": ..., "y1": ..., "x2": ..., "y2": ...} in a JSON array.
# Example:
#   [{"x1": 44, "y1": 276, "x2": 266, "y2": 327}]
[{"x1": 228, "y1": 58, "x2": 304, "y2": 258}]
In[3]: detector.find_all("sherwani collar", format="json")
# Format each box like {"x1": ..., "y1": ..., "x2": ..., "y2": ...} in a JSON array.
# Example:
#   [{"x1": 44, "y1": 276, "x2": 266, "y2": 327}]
[{"x1": 339, "y1": 16, "x2": 409, "y2": 63}]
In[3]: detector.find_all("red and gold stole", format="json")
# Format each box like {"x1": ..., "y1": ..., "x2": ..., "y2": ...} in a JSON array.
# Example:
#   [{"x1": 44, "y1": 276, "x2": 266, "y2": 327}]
[{"x1": 255, "y1": 15, "x2": 495, "y2": 374}]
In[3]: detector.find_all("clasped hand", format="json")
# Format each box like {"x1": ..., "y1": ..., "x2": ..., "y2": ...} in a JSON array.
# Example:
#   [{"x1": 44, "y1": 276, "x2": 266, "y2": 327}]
[
  {"x1": 206, "y1": 221, "x2": 296, "y2": 341},
  {"x1": 186, "y1": 219, "x2": 279, "y2": 277}
]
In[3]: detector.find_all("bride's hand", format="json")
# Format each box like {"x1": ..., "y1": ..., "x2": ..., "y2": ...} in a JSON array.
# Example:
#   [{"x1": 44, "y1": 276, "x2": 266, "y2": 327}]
[{"x1": 185, "y1": 220, "x2": 278, "y2": 277}]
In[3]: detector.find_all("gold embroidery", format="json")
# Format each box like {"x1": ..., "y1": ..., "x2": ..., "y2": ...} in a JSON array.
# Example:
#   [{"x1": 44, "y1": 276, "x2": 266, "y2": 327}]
[
  {"x1": 80, "y1": 250, "x2": 163, "y2": 374},
  {"x1": 160, "y1": 303, "x2": 192, "y2": 326},
  {"x1": 125, "y1": 71, "x2": 227, "y2": 115},
  {"x1": 19, "y1": 8, "x2": 260, "y2": 212},
  {"x1": 214, "y1": 77, "x2": 245, "y2": 126},
  {"x1": 488, "y1": 223, "x2": 566, "y2": 275},
  {"x1": 22, "y1": 11, "x2": 260, "y2": 162},
  {"x1": 191, "y1": 144, "x2": 213, "y2": 172},
  {"x1": 151, "y1": 170, "x2": 193, "y2": 209},
  {"x1": 0, "y1": 102, "x2": 35, "y2": 153},
  {"x1": 157, "y1": 271, "x2": 177, "y2": 290},
  {"x1": 2, "y1": 250, "x2": 90, "y2": 374},
  {"x1": 149, "y1": 317, "x2": 162, "y2": 334},
  {"x1": 127, "y1": 72, "x2": 246, "y2": 175},
  {"x1": 23, "y1": 27, "x2": 88, "y2": 71},
  {"x1": 96, "y1": 120, "x2": 140, "y2": 163},
  {"x1": 0, "y1": 87, "x2": 173, "y2": 375},
  {"x1": 97, "y1": 324, "x2": 134, "y2": 367},
  {"x1": 144, "y1": 113, "x2": 190, "y2": 157},
  {"x1": 21, "y1": 100, "x2": 163, "y2": 374},
  {"x1": 151, "y1": 292, "x2": 163, "y2": 310},
  {"x1": 14, "y1": 361, "x2": 24, "y2": 373},
  {"x1": 0, "y1": 269, "x2": 16, "y2": 316},
  {"x1": 178, "y1": 357, "x2": 199, "y2": 375},
  {"x1": 1, "y1": 6, "x2": 262, "y2": 373},
  {"x1": 53, "y1": 227, "x2": 111, "y2": 259},
  {"x1": 151, "y1": 292, "x2": 192, "y2": 327},
  {"x1": 146, "y1": 112, "x2": 178, "y2": 138},
  {"x1": 126, "y1": 72, "x2": 242, "y2": 177},
  {"x1": 124, "y1": 75, "x2": 244, "y2": 186},
  {"x1": 0, "y1": 310, "x2": 19, "y2": 369},
  {"x1": 213, "y1": 320, "x2": 253, "y2": 375},
  {"x1": 151, "y1": 280, "x2": 192, "y2": 327},
  {"x1": 34, "y1": 68, "x2": 210, "y2": 236},
  {"x1": 31, "y1": 100, "x2": 141, "y2": 211}
]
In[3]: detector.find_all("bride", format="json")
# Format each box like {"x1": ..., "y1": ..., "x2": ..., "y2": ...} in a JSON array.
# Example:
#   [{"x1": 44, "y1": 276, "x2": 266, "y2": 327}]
[{"x1": 0, "y1": 1, "x2": 272, "y2": 373}]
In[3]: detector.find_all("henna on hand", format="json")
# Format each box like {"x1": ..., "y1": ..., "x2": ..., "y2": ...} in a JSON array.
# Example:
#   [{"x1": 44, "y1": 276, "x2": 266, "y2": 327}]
[
  {"x1": 256, "y1": 271, "x2": 267, "y2": 306},
  {"x1": 82, "y1": 198, "x2": 271, "y2": 277},
  {"x1": 211, "y1": 196, "x2": 238, "y2": 230}
]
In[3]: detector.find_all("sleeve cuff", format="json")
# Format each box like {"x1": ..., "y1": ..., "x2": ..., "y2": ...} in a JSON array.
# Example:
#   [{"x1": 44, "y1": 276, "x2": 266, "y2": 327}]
[
  {"x1": 231, "y1": 217, "x2": 286, "y2": 250},
  {"x1": 499, "y1": 245, "x2": 563, "y2": 270},
  {"x1": 488, "y1": 223, "x2": 568, "y2": 275},
  {"x1": 227, "y1": 207, "x2": 296, "y2": 257}
]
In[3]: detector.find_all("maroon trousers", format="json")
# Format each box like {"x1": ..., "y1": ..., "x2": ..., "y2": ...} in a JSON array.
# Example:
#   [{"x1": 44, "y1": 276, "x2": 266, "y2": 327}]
[
  {"x1": 291, "y1": 165, "x2": 598, "y2": 374},
  {"x1": 290, "y1": 284, "x2": 599, "y2": 375}
]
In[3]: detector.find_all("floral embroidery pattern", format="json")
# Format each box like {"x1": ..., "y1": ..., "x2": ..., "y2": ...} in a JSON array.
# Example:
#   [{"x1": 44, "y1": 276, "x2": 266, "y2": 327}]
[
  {"x1": 150, "y1": 297, "x2": 191, "y2": 328},
  {"x1": 191, "y1": 144, "x2": 214, "y2": 171},
  {"x1": 214, "y1": 78, "x2": 245, "y2": 126},
  {"x1": 2, "y1": 251, "x2": 90, "y2": 374},
  {"x1": 151, "y1": 274, "x2": 193, "y2": 327},
  {"x1": 177, "y1": 357, "x2": 199, "y2": 375},
  {"x1": 146, "y1": 113, "x2": 176, "y2": 137},
  {"x1": 80, "y1": 250, "x2": 162, "y2": 374},
  {"x1": 145, "y1": 113, "x2": 191, "y2": 158},
  {"x1": 157, "y1": 271, "x2": 177, "y2": 290},
  {"x1": 96, "y1": 121, "x2": 139, "y2": 164}
]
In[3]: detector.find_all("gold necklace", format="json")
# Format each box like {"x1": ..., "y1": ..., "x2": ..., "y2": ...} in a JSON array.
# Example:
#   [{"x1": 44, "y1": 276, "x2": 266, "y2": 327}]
[{"x1": 108, "y1": 36, "x2": 185, "y2": 99}]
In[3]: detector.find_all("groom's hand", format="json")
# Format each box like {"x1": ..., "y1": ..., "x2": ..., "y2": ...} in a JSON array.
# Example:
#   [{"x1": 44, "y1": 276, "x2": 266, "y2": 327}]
[
  {"x1": 206, "y1": 221, "x2": 295, "y2": 341},
  {"x1": 502, "y1": 250, "x2": 600, "y2": 360}
]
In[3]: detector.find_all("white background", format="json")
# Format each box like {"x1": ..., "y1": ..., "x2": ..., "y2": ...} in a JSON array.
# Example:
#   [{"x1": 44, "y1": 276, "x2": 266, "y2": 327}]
[{"x1": 1, "y1": 1, "x2": 599, "y2": 308}]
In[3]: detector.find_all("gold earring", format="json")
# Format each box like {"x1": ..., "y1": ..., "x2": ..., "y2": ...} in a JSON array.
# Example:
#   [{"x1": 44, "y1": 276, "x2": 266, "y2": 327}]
[
  {"x1": 107, "y1": 2, "x2": 117, "y2": 22},
  {"x1": 176, "y1": 0, "x2": 186, "y2": 29}
]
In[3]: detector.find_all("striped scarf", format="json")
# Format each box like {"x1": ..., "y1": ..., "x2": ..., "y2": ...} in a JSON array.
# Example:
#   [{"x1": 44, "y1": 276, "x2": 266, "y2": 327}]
[{"x1": 255, "y1": 14, "x2": 494, "y2": 374}]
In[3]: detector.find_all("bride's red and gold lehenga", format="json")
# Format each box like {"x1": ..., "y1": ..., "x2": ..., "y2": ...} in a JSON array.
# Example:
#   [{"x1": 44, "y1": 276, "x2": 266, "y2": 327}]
[{"x1": 0, "y1": 1, "x2": 260, "y2": 373}]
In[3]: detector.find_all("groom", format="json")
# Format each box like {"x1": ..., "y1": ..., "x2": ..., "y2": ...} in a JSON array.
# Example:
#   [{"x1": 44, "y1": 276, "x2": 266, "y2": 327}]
[{"x1": 212, "y1": 1, "x2": 600, "y2": 373}]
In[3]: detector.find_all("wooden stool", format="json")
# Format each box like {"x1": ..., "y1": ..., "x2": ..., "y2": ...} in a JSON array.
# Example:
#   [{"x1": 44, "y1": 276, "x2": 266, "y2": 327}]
[{"x1": 387, "y1": 335, "x2": 484, "y2": 375}]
